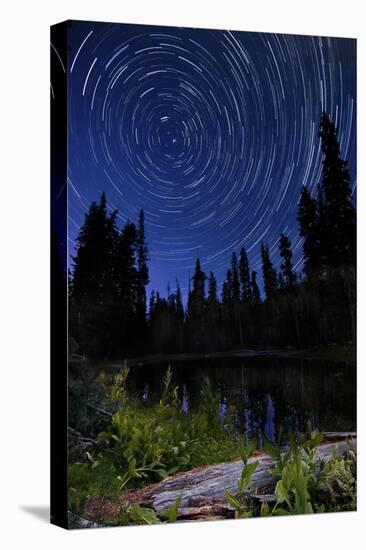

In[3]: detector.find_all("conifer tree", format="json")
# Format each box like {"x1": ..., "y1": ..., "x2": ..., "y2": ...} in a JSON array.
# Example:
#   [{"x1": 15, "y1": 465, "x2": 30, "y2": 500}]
[
  {"x1": 175, "y1": 280, "x2": 185, "y2": 322},
  {"x1": 188, "y1": 259, "x2": 207, "y2": 350},
  {"x1": 298, "y1": 186, "x2": 320, "y2": 276},
  {"x1": 261, "y1": 243, "x2": 278, "y2": 300},
  {"x1": 136, "y1": 209, "x2": 149, "y2": 324},
  {"x1": 207, "y1": 272, "x2": 219, "y2": 319},
  {"x1": 231, "y1": 252, "x2": 241, "y2": 304},
  {"x1": 222, "y1": 269, "x2": 233, "y2": 306},
  {"x1": 72, "y1": 192, "x2": 118, "y2": 305},
  {"x1": 191, "y1": 258, "x2": 207, "y2": 313},
  {"x1": 71, "y1": 192, "x2": 119, "y2": 357},
  {"x1": 279, "y1": 233, "x2": 296, "y2": 288},
  {"x1": 231, "y1": 251, "x2": 242, "y2": 344},
  {"x1": 318, "y1": 113, "x2": 356, "y2": 267},
  {"x1": 239, "y1": 247, "x2": 252, "y2": 303},
  {"x1": 148, "y1": 290, "x2": 155, "y2": 321},
  {"x1": 251, "y1": 271, "x2": 261, "y2": 305}
]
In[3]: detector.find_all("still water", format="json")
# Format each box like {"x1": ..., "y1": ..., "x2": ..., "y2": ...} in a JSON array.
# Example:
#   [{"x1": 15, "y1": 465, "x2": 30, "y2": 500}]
[{"x1": 123, "y1": 357, "x2": 356, "y2": 440}]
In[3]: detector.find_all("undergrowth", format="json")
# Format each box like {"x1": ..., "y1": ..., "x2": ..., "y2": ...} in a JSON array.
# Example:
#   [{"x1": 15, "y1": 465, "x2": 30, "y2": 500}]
[{"x1": 68, "y1": 367, "x2": 356, "y2": 525}]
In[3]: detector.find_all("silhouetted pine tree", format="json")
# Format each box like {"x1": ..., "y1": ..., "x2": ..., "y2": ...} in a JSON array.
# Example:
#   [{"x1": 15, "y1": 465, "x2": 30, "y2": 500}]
[
  {"x1": 222, "y1": 269, "x2": 234, "y2": 348},
  {"x1": 175, "y1": 280, "x2": 184, "y2": 322},
  {"x1": 175, "y1": 280, "x2": 185, "y2": 352},
  {"x1": 261, "y1": 243, "x2": 278, "y2": 300},
  {"x1": 279, "y1": 233, "x2": 296, "y2": 288},
  {"x1": 114, "y1": 222, "x2": 138, "y2": 307},
  {"x1": 222, "y1": 269, "x2": 233, "y2": 306},
  {"x1": 251, "y1": 271, "x2": 261, "y2": 305},
  {"x1": 239, "y1": 247, "x2": 252, "y2": 303},
  {"x1": 207, "y1": 272, "x2": 219, "y2": 315},
  {"x1": 277, "y1": 271, "x2": 285, "y2": 290},
  {"x1": 231, "y1": 252, "x2": 242, "y2": 344},
  {"x1": 188, "y1": 259, "x2": 207, "y2": 351},
  {"x1": 72, "y1": 192, "x2": 118, "y2": 306},
  {"x1": 113, "y1": 221, "x2": 139, "y2": 354},
  {"x1": 136, "y1": 209, "x2": 149, "y2": 324},
  {"x1": 231, "y1": 252, "x2": 240, "y2": 303},
  {"x1": 148, "y1": 290, "x2": 155, "y2": 321},
  {"x1": 318, "y1": 112, "x2": 356, "y2": 267},
  {"x1": 71, "y1": 192, "x2": 119, "y2": 358},
  {"x1": 298, "y1": 186, "x2": 320, "y2": 276},
  {"x1": 206, "y1": 271, "x2": 220, "y2": 349}
]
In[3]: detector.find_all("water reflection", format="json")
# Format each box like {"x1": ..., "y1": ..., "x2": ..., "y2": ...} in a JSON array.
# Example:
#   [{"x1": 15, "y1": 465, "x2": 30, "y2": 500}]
[
  {"x1": 181, "y1": 384, "x2": 189, "y2": 414},
  {"x1": 264, "y1": 394, "x2": 275, "y2": 442},
  {"x1": 114, "y1": 356, "x2": 355, "y2": 441}
]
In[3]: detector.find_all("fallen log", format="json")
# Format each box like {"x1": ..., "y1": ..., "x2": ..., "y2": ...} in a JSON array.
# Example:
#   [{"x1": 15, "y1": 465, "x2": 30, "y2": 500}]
[
  {"x1": 84, "y1": 433, "x2": 356, "y2": 522},
  {"x1": 68, "y1": 511, "x2": 102, "y2": 529}
]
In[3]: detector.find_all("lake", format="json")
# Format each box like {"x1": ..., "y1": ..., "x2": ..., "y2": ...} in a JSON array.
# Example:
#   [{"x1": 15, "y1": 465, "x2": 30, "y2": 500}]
[{"x1": 121, "y1": 356, "x2": 356, "y2": 441}]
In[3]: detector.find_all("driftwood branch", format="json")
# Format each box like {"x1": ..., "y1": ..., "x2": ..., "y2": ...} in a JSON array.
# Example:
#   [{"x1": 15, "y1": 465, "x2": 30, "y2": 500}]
[{"x1": 84, "y1": 432, "x2": 356, "y2": 523}]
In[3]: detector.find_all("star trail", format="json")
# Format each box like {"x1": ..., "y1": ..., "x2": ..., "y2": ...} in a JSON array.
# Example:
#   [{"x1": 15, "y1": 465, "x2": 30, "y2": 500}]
[{"x1": 66, "y1": 20, "x2": 356, "y2": 301}]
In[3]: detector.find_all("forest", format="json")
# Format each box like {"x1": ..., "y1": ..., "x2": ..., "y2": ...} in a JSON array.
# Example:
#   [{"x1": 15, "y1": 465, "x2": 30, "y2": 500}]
[{"x1": 68, "y1": 113, "x2": 356, "y2": 361}]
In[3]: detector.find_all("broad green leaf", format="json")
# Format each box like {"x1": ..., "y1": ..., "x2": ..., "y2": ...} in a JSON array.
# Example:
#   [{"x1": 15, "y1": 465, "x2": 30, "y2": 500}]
[
  {"x1": 239, "y1": 461, "x2": 258, "y2": 492},
  {"x1": 160, "y1": 496, "x2": 182, "y2": 522},
  {"x1": 260, "y1": 501, "x2": 270, "y2": 517},
  {"x1": 263, "y1": 437, "x2": 281, "y2": 462},
  {"x1": 272, "y1": 507, "x2": 291, "y2": 516},
  {"x1": 224, "y1": 489, "x2": 241, "y2": 509}
]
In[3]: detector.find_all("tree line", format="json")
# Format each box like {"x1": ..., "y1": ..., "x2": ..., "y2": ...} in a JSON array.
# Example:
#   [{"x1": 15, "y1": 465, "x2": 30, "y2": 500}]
[{"x1": 69, "y1": 113, "x2": 355, "y2": 360}]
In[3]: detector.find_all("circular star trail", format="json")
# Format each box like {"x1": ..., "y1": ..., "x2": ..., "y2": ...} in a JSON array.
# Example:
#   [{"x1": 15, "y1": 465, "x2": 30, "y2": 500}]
[{"x1": 67, "y1": 21, "x2": 356, "y2": 300}]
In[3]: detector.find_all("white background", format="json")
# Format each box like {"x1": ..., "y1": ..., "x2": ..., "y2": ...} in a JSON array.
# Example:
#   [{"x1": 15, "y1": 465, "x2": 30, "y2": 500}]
[{"x1": 0, "y1": 0, "x2": 364, "y2": 548}]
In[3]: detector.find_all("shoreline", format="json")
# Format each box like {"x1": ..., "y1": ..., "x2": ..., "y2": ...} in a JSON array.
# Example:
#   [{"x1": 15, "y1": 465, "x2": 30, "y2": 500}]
[
  {"x1": 105, "y1": 344, "x2": 355, "y2": 369},
  {"x1": 69, "y1": 345, "x2": 355, "y2": 370}
]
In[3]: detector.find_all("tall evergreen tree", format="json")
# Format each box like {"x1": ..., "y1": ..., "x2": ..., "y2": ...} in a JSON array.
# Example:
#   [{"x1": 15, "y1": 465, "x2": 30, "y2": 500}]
[
  {"x1": 207, "y1": 272, "x2": 219, "y2": 311},
  {"x1": 231, "y1": 252, "x2": 241, "y2": 304},
  {"x1": 239, "y1": 247, "x2": 252, "y2": 303},
  {"x1": 261, "y1": 243, "x2": 278, "y2": 300},
  {"x1": 188, "y1": 259, "x2": 207, "y2": 350},
  {"x1": 251, "y1": 271, "x2": 261, "y2": 305},
  {"x1": 71, "y1": 192, "x2": 119, "y2": 358},
  {"x1": 206, "y1": 272, "x2": 220, "y2": 349},
  {"x1": 148, "y1": 290, "x2": 155, "y2": 321},
  {"x1": 221, "y1": 269, "x2": 234, "y2": 348},
  {"x1": 72, "y1": 192, "x2": 118, "y2": 305},
  {"x1": 175, "y1": 280, "x2": 185, "y2": 322},
  {"x1": 175, "y1": 280, "x2": 185, "y2": 352},
  {"x1": 279, "y1": 233, "x2": 296, "y2": 288},
  {"x1": 222, "y1": 269, "x2": 233, "y2": 306},
  {"x1": 231, "y1": 252, "x2": 242, "y2": 344},
  {"x1": 114, "y1": 221, "x2": 138, "y2": 309},
  {"x1": 317, "y1": 113, "x2": 356, "y2": 267},
  {"x1": 191, "y1": 259, "x2": 207, "y2": 309},
  {"x1": 136, "y1": 209, "x2": 149, "y2": 324},
  {"x1": 298, "y1": 186, "x2": 320, "y2": 276}
]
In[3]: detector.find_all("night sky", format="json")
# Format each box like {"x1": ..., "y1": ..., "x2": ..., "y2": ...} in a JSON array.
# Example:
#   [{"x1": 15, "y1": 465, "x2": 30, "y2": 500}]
[{"x1": 66, "y1": 20, "x2": 356, "y2": 302}]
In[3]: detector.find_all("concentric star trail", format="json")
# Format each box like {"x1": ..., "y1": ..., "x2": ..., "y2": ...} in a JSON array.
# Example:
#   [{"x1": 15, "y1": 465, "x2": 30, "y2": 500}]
[{"x1": 68, "y1": 21, "x2": 356, "y2": 301}]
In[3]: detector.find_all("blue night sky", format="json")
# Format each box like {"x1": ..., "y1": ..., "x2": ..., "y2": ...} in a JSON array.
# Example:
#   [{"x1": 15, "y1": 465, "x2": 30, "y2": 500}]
[{"x1": 66, "y1": 20, "x2": 356, "y2": 302}]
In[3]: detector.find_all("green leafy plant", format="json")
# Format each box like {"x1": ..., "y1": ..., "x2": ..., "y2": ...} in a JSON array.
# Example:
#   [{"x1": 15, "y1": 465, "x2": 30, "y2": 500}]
[
  {"x1": 110, "y1": 362, "x2": 129, "y2": 407},
  {"x1": 104, "y1": 496, "x2": 183, "y2": 526},
  {"x1": 160, "y1": 365, "x2": 180, "y2": 408},
  {"x1": 160, "y1": 496, "x2": 183, "y2": 522},
  {"x1": 261, "y1": 427, "x2": 357, "y2": 516},
  {"x1": 224, "y1": 436, "x2": 258, "y2": 518},
  {"x1": 200, "y1": 377, "x2": 220, "y2": 425},
  {"x1": 271, "y1": 452, "x2": 314, "y2": 515}
]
